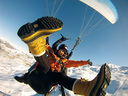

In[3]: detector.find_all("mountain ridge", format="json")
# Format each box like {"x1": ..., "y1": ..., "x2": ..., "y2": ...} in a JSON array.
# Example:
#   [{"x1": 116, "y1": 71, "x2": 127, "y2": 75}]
[{"x1": 0, "y1": 36, "x2": 128, "y2": 96}]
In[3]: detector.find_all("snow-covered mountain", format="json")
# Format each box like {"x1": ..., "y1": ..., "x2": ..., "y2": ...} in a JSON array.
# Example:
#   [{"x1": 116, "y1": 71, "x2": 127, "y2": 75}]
[{"x1": 0, "y1": 36, "x2": 128, "y2": 96}]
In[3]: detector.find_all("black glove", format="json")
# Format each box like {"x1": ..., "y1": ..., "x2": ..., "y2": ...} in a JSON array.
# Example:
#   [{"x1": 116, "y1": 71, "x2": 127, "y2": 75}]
[
  {"x1": 60, "y1": 34, "x2": 71, "y2": 41},
  {"x1": 88, "y1": 59, "x2": 93, "y2": 66}
]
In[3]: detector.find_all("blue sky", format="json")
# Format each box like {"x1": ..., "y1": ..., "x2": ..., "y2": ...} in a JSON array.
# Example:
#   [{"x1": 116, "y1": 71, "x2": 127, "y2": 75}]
[{"x1": 0, "y1": 0, "x2": 128, "y2": 66}]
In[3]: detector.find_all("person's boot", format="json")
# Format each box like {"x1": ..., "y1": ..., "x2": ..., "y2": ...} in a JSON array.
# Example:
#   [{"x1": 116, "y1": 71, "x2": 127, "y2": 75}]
[
  {"x1": 14, "y1": 73, "x2": 29, "y2": 84},
  {"x1": 17, "y1": 16, "x2": 64, "y2": 56},
  {"x1": 72, "y1": 63, "x2": 111, "y2": 96}
]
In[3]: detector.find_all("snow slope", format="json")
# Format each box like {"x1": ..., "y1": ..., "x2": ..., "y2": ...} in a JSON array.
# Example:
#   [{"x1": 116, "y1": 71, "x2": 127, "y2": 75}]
[{"x1": 0, "y1": 36, "x2": 128, "y2": 96}]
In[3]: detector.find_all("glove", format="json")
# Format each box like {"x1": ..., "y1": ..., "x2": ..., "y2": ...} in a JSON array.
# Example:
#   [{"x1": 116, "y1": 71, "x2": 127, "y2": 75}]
[
  {"x1": 60, "y1": 34, "x2": 71, "y2": 41},
  {"x1": 87, "y1": 59, "x2": 93, "y2": 66}
]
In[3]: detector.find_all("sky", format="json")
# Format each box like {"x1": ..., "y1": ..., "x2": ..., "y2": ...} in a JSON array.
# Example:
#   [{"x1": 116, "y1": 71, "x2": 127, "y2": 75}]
[{"x1": 0, "y1": 0, "x2": 128, "y2": 66}]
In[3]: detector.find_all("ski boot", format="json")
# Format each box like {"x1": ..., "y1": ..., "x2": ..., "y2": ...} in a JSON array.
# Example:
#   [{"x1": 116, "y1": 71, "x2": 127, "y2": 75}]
[
  {"x1": 17, "y1": 16, "x2": 64, "y2": 56},
  {"x1": 14, "y1": 73, "x2": 28, "y2": 84},
  {"x1": 73, "y1": 63, "x2": 111, "y2": 96}
]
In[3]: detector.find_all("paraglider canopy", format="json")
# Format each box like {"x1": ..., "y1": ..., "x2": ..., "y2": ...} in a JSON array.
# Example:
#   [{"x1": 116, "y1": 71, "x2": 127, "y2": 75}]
[{"x1": 79, "y1": 0, "x2": 119, "y2": 24}]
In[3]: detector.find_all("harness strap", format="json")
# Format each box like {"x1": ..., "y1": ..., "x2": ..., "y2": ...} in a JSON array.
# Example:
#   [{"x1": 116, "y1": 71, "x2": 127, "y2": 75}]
[{"x1": 48, "y1": 49, "x2": 67, "y2": 72}]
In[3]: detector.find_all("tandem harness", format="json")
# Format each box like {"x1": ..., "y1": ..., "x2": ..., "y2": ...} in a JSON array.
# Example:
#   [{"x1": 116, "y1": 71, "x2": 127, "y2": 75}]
[{"x1": 48, "y1": 49, "x2": 67, "y2": 72}]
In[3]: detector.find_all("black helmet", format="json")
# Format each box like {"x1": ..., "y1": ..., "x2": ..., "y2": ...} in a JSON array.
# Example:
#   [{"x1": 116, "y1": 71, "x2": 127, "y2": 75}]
[{"x1": 59, "y1": 44, "x2": 68, "y2": 56}]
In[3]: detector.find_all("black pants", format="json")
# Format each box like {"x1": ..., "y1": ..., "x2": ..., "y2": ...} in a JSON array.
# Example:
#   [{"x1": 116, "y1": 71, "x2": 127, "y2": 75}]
[{"x1": 27, "y1": 53, "x2": 76, "y2": 94}]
